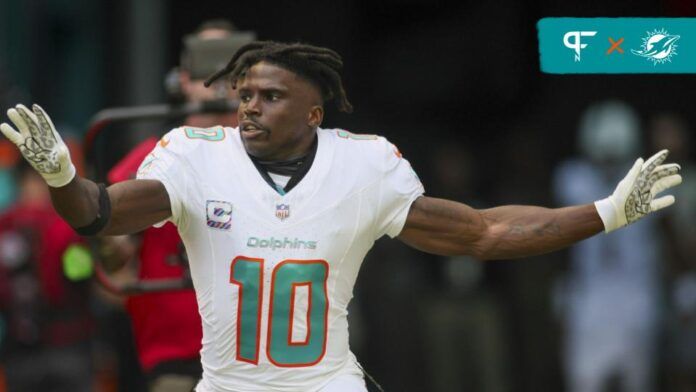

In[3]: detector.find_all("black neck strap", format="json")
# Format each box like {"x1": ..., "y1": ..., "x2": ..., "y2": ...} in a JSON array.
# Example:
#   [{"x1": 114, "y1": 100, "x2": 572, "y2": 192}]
[{"x1": 249, "y1": 136, "x2": 318, "y2": 195}]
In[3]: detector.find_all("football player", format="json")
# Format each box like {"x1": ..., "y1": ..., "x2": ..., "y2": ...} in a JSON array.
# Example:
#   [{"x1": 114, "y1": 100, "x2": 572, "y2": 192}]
[{"x1": 0, "y1": 41, "x2": 682, "y2": 392}]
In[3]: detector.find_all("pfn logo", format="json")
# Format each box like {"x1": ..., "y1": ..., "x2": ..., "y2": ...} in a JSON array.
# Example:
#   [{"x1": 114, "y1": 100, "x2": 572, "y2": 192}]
[{"x1": 563, "y1": 31, "x2": 597, "y2": 61}]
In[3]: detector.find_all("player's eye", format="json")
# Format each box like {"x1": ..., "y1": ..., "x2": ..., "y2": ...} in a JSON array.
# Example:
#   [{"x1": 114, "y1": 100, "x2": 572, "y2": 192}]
[
  {"x1": 240, "y1": 94, "x2": 251, "y2": 103},
  {"x1": 264, "y1": 92, "x2": 280, "y2": 101}
]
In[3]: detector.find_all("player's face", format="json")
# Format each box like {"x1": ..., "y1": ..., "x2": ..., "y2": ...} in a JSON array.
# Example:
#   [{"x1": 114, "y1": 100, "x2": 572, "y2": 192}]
[{"x1": 236, "y1": 62, "x2": 323, "y2": 160}]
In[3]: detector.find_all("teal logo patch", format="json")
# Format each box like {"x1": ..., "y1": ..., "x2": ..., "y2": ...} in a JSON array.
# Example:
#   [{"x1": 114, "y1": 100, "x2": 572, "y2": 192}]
[{"x1": 538, "y1": 18, "x2": 696, "y2": 73}]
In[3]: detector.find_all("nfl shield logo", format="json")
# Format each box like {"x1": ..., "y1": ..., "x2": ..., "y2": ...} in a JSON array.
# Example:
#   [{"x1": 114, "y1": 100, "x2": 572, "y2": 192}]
[{"x1": 275, "y1": 204, "x2": 290, "y2": 221}]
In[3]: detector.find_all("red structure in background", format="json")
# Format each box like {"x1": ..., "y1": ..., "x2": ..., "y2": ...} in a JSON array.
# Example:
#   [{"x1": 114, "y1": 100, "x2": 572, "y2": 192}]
[{"x1": 108, "y1": 138, "x2": 202, "y2": 375}]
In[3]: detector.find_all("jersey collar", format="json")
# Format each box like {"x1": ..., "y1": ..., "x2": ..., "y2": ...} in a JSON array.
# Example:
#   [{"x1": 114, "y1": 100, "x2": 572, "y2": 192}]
[{"x1": 248, "y1": 135, "x2": 318, "y2": 195}]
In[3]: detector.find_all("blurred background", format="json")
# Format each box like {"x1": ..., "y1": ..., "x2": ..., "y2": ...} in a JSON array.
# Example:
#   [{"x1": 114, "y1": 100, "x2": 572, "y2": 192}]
[{"x1": 0, "y1": 0, "x2": 695, "y2": 391}]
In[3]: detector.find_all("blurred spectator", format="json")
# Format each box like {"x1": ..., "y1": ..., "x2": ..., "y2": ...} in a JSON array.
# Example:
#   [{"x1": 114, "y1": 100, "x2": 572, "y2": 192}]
[
  {"x1": 172, "y1": 18, "x2": 245, "y2": 128},
  {"x1": 430, "y1": 142, "x2": 484, "y2": 298},
  {"x1": 422, "y1": 142, "x2": 510, "y2": 392},
  {"x1": 491, "y1": 126, "x2": 562, "y2": 391},
  {"x1": 0, "y1": 140, "x2": 19, "y2": 212},
  {"x1": 553, "y1": 101, "x2": 661, "y2": 392},
  {"x1": 0, "y1": 66, "x2": 29, "y2": 213},
  {"x1": 348, "y1": 138, "x2": 437, "y2": 392},
  {"x1": 648, "y1": 113, "x2": 696, "y2": 392},
  {"x1": 0, "y1": 161, "x2": 94, "y2": 392},
  {"x1": 96, "y1": 19, "x2": 251, "y2": 392}
]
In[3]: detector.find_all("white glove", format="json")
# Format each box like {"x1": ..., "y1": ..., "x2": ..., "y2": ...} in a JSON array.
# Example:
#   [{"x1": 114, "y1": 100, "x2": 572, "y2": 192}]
[
  {"x1": 0, "y1": 104, "x2": 76, "y2": 187},
  {"x1": 595, "y1": 149, "x2": 682, "y2": 233}
]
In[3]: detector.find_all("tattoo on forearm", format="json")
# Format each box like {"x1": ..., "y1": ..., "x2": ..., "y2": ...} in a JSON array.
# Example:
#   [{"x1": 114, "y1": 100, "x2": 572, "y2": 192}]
[
  {"x1": 507, "y1": 221, "x2": 561, "y2": 237},
  {"x1": 470, "y1": 205, "x2": 601, "y2": 259},
  {"x1": 533, "y1": 221, "x2": 561, "y2": 236}
]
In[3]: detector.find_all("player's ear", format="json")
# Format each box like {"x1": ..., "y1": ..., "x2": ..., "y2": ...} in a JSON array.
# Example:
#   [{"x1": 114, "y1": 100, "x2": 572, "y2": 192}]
[{"x1": 308, "y1": 105, "x2": 323, "y2": 128}]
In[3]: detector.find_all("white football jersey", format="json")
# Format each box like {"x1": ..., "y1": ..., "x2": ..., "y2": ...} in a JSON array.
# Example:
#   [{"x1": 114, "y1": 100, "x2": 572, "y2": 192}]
[{"x1": 137, "y1": 126, "x2": 424, "y2": 392}]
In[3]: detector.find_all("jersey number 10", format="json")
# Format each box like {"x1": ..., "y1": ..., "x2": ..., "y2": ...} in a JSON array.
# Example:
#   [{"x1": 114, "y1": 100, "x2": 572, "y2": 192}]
[{"x1": 230, "y1": 257, "x2": 329, "y2": 367}]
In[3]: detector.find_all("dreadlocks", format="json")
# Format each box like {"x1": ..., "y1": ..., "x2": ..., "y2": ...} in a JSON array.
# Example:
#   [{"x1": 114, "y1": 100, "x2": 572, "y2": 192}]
[{"x1": 204, "y1": 41, "x2": 353, "y2": 113}]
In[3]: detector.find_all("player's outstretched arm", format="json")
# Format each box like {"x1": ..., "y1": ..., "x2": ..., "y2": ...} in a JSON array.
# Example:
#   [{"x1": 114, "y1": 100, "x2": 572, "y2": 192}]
[
  {"x1": 49, "y1": 177, "x2": 171, "y2": 236},
  {"x1": 399, "y1": 197, "x2": 604, "y2": 259},
  {"x1": 1, "y1": 104, "x2": 171, "y2": 236},
  {"x1": 398, "y1": 150, "x2": 681, "y2": 260}
]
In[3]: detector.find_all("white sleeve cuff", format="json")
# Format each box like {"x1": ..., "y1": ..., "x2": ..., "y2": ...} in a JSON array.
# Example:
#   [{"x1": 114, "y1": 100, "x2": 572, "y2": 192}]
[
  {"x1": 385, "y1": 190, "x2": 424, "y2": 238},
  {"x1": 594, "y1": 197, "x2": 619, "y2": 233}
]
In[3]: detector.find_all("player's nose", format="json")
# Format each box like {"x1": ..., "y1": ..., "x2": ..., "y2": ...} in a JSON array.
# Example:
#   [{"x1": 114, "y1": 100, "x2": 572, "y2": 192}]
[{"x1": 243, "y1": 95, "x2": 261, "y2": 117}]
